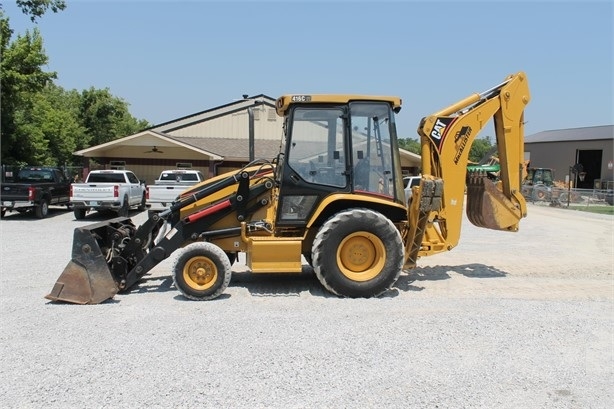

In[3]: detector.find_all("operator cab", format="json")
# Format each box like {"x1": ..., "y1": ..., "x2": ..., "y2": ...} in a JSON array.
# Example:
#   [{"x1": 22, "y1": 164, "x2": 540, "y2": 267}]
[{"x1": 274, "y1": 95, "x2": 405, "y2": 225}]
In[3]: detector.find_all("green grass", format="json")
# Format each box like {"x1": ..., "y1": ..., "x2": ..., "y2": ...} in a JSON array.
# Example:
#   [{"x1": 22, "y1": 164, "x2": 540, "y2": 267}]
[{"x1": 566, "y1": 205, "x2": 614, "y2": 215}]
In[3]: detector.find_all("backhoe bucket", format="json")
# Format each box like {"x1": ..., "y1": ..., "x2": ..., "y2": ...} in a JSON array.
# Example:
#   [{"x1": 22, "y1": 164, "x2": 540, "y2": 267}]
[
  {"x1": 466, "y1": 174, "x2": 523, "y2": 232},
  {"x1": 45, "y1": 222, "x2": 121, "y2": 304}
]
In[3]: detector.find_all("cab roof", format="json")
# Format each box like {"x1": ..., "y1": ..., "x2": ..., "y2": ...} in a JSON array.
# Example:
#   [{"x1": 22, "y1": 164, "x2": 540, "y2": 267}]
[{"x1": 275, "y1": 94, "x2": 402, "y2": 117}]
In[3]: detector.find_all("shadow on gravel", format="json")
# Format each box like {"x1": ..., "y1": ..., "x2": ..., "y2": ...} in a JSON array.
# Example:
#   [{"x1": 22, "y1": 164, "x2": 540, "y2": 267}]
[
  {"x1": 393, "y1": 263, "x2": 508, "y2": 293},
  {"x1": 70, "y1": 209, "x2": 146, "y2": 222},
  {"x1": 104, "y1": 263, "x2": 509, "y2": 302},
  {"x1": 0, "y1": 207, "x2": 71, "y2": 221},
  {"x1": 130, "y1": 275, "x2": 175, "y2": 295},
  {"x1": 228, "y1": 265, "x2": 335, "y2": 298}
]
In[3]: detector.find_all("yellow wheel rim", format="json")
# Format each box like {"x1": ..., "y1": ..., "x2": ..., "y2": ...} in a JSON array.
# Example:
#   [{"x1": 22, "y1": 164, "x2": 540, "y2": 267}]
[
  {"x1": 183, "y1": 256, "x2": 218, "y2": 290},
  {"x1": 336, "y1": 231, "x2": 386, "y2": 281}
]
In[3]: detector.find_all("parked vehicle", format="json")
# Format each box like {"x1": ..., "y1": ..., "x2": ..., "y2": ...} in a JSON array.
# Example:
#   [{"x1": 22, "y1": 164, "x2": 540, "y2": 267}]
[
  {"x1": 521, "y1": 167, "x2": 580, "y2": 204},
  {"x1": 146, "y1": 169, "x2": 206, "y2": 211},
  {"x1": 70, "y1": 170, "x2": 147, "y2": 219},
  {"x1": 403, "y1": 175, "x2": 421, "y2": 203},
  {"x1": 1, "y1": 166, "x2": 71, "y2": 219},
  {"x1": 466, "y1": 146, "x2": 501, "y2": 181}
]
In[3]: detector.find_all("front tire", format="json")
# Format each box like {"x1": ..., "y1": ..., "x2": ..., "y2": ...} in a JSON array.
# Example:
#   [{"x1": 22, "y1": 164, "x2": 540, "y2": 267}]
[
  {"x1": 172, "y1": 242, "x2": 232, "y2": 300},
  {"x1": 311, "y1": 208, "x2": 403, "y2": 298},
  {"x1": 35, "y1": 199, "x2": 49, "y2": 219}
]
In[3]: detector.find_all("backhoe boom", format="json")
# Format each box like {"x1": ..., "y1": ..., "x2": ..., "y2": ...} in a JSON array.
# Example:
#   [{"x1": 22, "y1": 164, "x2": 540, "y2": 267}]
[{"x1": 407, "y1": 72, "x2": 530, "y2": 264}]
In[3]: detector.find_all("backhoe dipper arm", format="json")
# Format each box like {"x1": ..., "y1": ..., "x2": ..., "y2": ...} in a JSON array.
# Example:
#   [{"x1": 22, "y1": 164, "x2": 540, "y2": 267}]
[{"x1": 413, "y1": 71, "x2": 530, "y2": 257}]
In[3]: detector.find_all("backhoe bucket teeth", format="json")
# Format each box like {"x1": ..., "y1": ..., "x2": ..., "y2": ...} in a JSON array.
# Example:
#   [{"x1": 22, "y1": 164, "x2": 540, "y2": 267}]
[
  {"x1": 45, "y1": 223, "x2": 120, "y2": 305},
  {"x1": 466, "y1": 173, "x2": 522, "y2": 232}
]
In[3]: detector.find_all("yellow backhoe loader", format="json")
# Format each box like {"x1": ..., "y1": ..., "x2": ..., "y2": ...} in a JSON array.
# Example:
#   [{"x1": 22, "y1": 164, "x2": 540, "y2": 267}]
[{"x1": 46, "y1": 72, "x2": 530, "y2": 304}]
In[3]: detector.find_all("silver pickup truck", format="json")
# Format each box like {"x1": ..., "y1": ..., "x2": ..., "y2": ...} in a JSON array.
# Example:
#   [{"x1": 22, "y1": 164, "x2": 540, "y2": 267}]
[
  {"x1": 70, "y1": 170, "x2": 147, "y2": 219},
  {"x1": 146, "y1": 169, "x2": 205, "y2": 211}
]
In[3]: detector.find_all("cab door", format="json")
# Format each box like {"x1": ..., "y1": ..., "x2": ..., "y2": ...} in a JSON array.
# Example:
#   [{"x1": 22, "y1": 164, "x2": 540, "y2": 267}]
[
  {"x1": 125, "y1": 172, "x2": 143, "y2": 205},
  {"x1": 277, "y1": 106, "x2": 349, "y2": 225},
  {"x1": 52, "y1": 169, "x2": 70, "y2": 204}
]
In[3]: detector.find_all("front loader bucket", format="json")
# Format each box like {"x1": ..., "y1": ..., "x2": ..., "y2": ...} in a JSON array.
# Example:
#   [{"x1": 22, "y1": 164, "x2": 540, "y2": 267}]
[
  {"x1": 466, "y1": 173, "x2": 524, "y2": 232},
  {"x1": 45, "y1": 222, "x2": 121, "y2": 304}
]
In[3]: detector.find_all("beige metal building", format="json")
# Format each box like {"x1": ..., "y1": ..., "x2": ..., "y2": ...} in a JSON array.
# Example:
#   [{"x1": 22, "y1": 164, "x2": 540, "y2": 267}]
[
  {"x1": 524, "y1": 125, "x2": 613, "y2": 189},
  {"x1": 74, "y1": 94, "x2": 422, "y2": 184}
]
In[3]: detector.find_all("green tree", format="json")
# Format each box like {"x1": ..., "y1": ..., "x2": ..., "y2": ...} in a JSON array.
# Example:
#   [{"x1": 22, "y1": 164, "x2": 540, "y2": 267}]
[
  {"x1": 0, "y1": 0, "x2": 66, "y2": 22},
  {"x1": 1, "y1": 5, "x2": 150, "y2": 166},
  {"x1": 398, "y1": 137, "x2": 421, "y2": 155},
  {"x1": 468, "y1": 135, "x2": 495, "y2": 163},
  {"x1": 0, "y1": 18, "x2": 58, "y2": 163},
  {"x1": 13, "y1": 84, "x2": 85, "y2": 165},
  {"x1": 78, "y1": 87, "x2": 150, "y2": 147},
  {"x1": 398, "y1": 135, "x2": 495, "y2": 164}
]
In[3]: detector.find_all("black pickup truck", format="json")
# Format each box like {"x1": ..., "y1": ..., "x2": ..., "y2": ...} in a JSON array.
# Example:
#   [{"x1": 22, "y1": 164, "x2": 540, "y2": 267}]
[{"x1": 1, "y1": 166, "x2": 71, "y2": 219}]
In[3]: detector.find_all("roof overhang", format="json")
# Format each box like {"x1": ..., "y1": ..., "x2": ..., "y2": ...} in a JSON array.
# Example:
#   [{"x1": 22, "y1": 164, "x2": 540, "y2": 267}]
[
  {"x1": 73, "y1": 131, "x2": 224, "y2": 160},
  {"x1": 399, "y1": 148, "x2": 421, "y2": 168}
]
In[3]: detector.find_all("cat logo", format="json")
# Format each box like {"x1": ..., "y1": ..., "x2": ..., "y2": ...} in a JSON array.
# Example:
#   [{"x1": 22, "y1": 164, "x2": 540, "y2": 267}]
[
  {"x1": 430, "y1": 118, "x2": 448, "y2": 140},
  {"x1": 428, "y1": 117, "x2": 455, "y2": 151}
]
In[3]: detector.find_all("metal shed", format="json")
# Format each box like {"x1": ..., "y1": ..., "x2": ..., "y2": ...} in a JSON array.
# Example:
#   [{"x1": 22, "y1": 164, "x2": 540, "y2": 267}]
[{"x1": 524, "y1": 125, "x2": 613, "y2": 189}]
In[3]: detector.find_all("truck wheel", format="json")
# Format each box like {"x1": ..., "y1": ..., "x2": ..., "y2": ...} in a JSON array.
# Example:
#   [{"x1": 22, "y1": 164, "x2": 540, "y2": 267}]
[
  {"x1": 558, "y1": 192, "x2": 569, "y2": 204},
  {"x1": 311, "y1": 208, "x2": 403, "y2": 298},
  {"x1": 35, "y1": 199, "x2": 49, "y2": 219},
  {"x1": 74, "y1": 208, "x2": 86, "y2": 220},
  {"x1": 118, "y1": 196, "x2": 130, "y2": 217},
  {"x1": 172, "y1": 242, "x2": 232, "y2": 301},
  {"x1": 532, "y1": 186, "x2": 547, "y2": 201},
  {"x1": 137, "y1": 193, "x2": 147, "y2": 211}
]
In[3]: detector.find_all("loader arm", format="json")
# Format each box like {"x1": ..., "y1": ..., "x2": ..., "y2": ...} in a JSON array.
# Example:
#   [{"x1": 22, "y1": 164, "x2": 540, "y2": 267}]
[
  {"x1": 405, "y1": 72, "x2": 530, "y2": 266},
  {"x1": 45, "y1": 165, "x2": 275, "y2": 304}
]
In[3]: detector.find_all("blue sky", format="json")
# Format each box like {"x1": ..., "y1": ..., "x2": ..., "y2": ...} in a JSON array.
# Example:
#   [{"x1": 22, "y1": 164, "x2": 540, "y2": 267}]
[{"x1": 3, "y1": 0, "x2": 613, "y2": 139}]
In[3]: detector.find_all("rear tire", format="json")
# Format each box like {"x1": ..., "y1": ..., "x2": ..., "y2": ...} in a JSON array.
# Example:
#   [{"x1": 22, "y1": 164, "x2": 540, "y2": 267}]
[
  {"x1": 74, "y1": 208, "x2": 86, "y2": 220},
  {"x1": 118, "y1": 196, "x2": 130, "y2": 217},
  {"x1": 35, "y1": 199, "x2": 49, "y2": 219},
  {"x1": 172, "y1": 242, "x2": 232, "y2": 301},
  {"x1": 137, "y1": 193, "x2": 147, "y2": 211},
  {"x1": 311, "y1": 208, "x2": 403, "y2": 298},
  {"x1": 532, "y1": 186, "x2": 548, "y2": 201}
]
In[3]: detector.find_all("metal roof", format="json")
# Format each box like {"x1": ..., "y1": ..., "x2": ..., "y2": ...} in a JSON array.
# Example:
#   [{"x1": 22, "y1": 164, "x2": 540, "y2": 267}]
[
  {"x1": 149, "y1": 94, "x2": 277, "y2": 134},
  {"x1": 525, "y1": 125, "x2": 613, "y2": 143},
  {"x1": 168, "y1": 136, "x2": 282, "y2": 161}
]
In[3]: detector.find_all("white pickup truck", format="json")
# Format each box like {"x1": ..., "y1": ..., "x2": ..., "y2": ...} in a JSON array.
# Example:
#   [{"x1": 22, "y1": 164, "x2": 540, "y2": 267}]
[
  {"x1": 146, "y1": 169, "x2": 206, "y2": 211},
  {"x1": 71, "y1": 170, "x2": 147, "y2": 219}
]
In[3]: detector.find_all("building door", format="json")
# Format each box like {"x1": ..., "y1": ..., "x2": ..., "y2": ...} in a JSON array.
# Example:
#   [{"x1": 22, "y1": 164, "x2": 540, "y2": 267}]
[{"x1": 577, "y1": 149, "x2": 602, "y2": 189}]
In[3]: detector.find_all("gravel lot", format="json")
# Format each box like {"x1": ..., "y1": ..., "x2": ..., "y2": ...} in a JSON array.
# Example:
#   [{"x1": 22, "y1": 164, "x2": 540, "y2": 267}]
[{"x1": 1, "y1": 204, "x2": 612, "y2": 408}]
